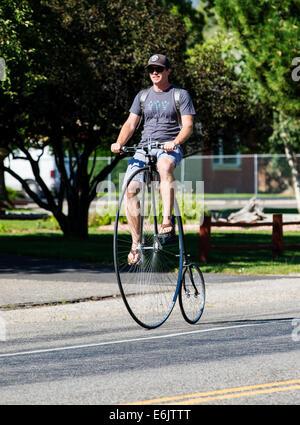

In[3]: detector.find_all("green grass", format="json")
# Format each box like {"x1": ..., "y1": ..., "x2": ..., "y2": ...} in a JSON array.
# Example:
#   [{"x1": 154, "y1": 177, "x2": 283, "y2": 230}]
[
  {"x1": 0, "y1": 217, "x2": 299, "y2": 274},
  {"x1": 0, "y1": 218, "x2": 60, "y2": 233}
]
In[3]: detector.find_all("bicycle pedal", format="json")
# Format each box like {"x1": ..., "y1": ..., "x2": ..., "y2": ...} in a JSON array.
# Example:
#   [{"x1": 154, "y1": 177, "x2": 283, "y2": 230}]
[{"x1": 158, "y1": 231, "x2": 175, "y2": 243}]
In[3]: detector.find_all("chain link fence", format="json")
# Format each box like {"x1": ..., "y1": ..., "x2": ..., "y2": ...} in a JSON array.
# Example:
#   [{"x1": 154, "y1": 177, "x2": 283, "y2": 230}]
[
  {"x1": 90, "y1": 153, "x2": 299, "y2": 224},
  {"x1": 93, "y1": 153, "x2": 299, "y2": 199}
]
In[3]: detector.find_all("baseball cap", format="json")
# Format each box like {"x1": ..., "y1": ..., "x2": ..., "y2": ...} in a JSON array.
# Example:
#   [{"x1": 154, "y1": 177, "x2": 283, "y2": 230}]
[{"x1": 145, "y1": 54, "x2": 171, "y2": 69}]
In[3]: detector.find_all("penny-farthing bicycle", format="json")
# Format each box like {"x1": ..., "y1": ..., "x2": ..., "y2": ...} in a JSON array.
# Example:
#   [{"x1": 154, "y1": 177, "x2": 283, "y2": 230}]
[{"x1": 113, "y1": 142, "x2": 205, "y2": 329}]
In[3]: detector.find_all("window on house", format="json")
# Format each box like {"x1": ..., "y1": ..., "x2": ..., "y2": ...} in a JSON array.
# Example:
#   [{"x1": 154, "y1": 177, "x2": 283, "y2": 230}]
[{"x1": 212, "y1": 135, "x2": 241, "y2": 168}]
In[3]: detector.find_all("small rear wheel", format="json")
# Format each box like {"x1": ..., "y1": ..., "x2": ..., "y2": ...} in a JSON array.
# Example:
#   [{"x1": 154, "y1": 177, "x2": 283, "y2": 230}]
[{"x1": 179, "y1": 263, "x2": 205, "y2": 324}]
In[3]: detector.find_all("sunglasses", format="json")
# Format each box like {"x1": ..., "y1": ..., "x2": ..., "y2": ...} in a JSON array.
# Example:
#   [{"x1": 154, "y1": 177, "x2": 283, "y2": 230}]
[{"x1": 147, "y1": 66, "x2": 165, "y2": 74}]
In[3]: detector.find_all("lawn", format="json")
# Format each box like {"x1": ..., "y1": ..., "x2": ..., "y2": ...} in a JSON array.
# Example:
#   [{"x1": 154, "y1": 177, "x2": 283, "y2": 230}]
[{"x1": 0, "y1": 218, "x2": 299, "y2": 274}]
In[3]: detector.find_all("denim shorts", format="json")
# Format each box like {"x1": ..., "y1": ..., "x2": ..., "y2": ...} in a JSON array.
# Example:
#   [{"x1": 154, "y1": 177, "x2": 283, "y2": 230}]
[{"x1": 123, "y1": 146, "x2": 183, "y2": 185}]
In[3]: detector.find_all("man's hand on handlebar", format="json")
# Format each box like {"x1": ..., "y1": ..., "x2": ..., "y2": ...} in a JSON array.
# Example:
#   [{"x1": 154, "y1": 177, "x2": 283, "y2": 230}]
[
  {"x1": 163, "y1": 141, "x2": 177, "y2": 152},
  {"x1": 111, "y1": 142, "x2": 122, "y2": 154},
  {"x1": 111, "y1": 141, "x2": 178, "y2": 154}
]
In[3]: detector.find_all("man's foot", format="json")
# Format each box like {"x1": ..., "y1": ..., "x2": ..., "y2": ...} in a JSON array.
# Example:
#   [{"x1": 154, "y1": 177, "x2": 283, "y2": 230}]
[
  {"x1": 158, "y1": 222, "x2": 175, "y2": 238},
  {"x1": 127, "y1": 248, "x2": 141, "y2": 265}
]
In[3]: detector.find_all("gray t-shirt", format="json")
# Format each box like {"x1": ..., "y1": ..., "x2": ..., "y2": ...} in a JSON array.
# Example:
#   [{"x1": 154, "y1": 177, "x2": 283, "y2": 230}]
[{"x1": 129, "y1": 85, "x2": 195, "y2": 145}]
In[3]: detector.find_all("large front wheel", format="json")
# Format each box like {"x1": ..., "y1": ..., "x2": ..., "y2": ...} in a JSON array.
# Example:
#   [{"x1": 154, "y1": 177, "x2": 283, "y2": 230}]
[{"x1": 114, "y1": 167, "x2": 184, "y2": 329}]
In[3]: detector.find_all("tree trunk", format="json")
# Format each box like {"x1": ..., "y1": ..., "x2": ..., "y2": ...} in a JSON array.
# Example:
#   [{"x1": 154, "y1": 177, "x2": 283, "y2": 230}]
[
  {"x1": 0, "y1": 160, "x2": 8, "y2": 203},
  {"x1": 284, "y1": 141, "x2": 300, "y2": 213},
  {"x1": 0, "y1": 148, "x2": 12, "y2": 208},
  {"x1": 54, "y1": 200, "x2": 90, "y2": 240}
]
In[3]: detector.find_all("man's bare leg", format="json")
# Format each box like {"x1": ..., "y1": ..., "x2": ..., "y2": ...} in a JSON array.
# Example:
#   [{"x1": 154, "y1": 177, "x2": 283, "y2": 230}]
[
  {"x1": 125, "y1": 180, "x2": 141, "y2": 263},
  {"x1": 157, "y1": 158, "x2": 175, "y2": 233}
]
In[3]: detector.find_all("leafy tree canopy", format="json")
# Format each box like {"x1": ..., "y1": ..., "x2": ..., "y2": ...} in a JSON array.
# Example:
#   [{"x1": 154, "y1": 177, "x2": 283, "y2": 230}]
[
  {"x1": 0, "y1": 0, "x2": 187, "y2": 238},
  {"x1": 160, "y1": 0, "x2": 205, "y2": 47},
  {"x1": 186, "y1": 35, "x2": 272, "y2": 154},
  {"x1": 215, "y1": 0, "x2": 300, "y2": 117}
]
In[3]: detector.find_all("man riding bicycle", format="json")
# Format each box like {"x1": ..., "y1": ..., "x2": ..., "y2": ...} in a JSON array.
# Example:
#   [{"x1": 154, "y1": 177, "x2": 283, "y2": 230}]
[{"x1": 111, "y1": 54, "x2": 195, "y2": 264}]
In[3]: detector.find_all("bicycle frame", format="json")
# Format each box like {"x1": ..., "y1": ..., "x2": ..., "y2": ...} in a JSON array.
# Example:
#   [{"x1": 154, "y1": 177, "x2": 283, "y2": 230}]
[
  {"x1": 175, "y1": 206, "x2": 199, "y2": 295},
  {"x1": 115, "y1": 142, "x2": 205, "y2": 328},
  {"x1": 123, "y1": 142, "x2": 190, "y2": 266}
]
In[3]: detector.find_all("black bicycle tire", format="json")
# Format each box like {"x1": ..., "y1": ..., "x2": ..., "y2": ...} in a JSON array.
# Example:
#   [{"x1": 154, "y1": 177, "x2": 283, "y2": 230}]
[
  {"x1": 113, "y1": 166, "x2": 184, "y2": 329},
  {"x1": 178, "y1": 263, "x2": 205, "y2": 324}
]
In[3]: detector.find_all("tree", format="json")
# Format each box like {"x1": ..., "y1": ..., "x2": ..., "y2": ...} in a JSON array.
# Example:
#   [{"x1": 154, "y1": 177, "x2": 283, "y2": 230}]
[
  {"x1": 215, "y1": 0, "x2": 300, "y2": 210},
  {"x1": 184, "y1": 36, "x2": 272, "y2": 155},
  {"x1": 159, "y1": 0, "x2": 206, "y2": 47},
  {"x1": 0, "y1": 0, "x2": 187, "y2": 238}
]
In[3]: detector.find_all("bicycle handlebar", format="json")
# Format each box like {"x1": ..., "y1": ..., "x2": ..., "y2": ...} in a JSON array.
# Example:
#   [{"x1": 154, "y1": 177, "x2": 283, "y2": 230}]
[{"x1": 121, "y1": 142, "x2": 165, "y2": 154}]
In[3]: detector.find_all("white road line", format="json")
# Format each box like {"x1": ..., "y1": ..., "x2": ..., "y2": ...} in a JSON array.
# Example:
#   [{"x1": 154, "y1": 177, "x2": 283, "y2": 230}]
[{"x1": 0, "y1": 319, "x2": 292, "y2": 359}]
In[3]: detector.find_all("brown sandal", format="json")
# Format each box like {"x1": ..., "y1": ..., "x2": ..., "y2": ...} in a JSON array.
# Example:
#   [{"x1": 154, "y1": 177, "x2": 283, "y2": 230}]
[
  {"x1": 158, "y1": 223, "x2": 175, "y2": 238},
  {"x1": 127, "y1": 248, "x2": 141, "y2": 265}
]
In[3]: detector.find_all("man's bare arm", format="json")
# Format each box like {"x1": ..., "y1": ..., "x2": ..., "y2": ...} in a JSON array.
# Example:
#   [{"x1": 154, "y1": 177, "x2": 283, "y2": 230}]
[
  {"x1": 111, "y1": 113, "x2": 141, "y2": 153},
  {"x1": 163, "y1": 115, "x2": 194, "y2": 152}
]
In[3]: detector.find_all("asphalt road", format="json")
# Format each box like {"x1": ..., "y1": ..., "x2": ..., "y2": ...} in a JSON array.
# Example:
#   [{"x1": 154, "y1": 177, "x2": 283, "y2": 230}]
[
  {"x1": 1, "y1": 317, "x2": 299, "y2": 406},
  {"x1": 0, "y1": 262, "x2": 300, "y2": 407}
]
